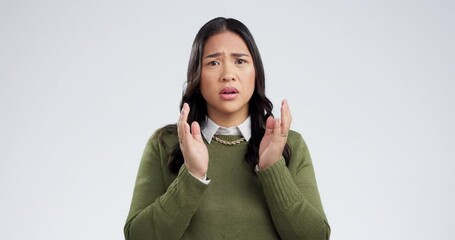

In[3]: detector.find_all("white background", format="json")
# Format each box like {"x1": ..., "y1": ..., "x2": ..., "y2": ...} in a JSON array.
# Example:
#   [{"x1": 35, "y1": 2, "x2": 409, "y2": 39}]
[{"x1": 1, "y1": 0, "x2": 453, "y2": 239}]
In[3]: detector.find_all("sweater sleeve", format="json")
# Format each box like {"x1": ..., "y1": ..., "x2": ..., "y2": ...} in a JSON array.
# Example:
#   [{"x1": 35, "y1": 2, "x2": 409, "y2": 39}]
[
  {"x1": 124, "y1": 131, "x2": 209, "y2": 240},
  {"x1": 256, "y1": 131, "x2": 331, "y2": 240}
]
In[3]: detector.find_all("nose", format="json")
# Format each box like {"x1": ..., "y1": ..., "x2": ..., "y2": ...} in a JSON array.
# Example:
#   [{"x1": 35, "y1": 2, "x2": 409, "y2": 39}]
[
  {"x1": 221, "y1": 63, "x2": 236, "y2": 81},
  {"x1": 222, "y1": 75, "x2": 236, "y2": 81}
]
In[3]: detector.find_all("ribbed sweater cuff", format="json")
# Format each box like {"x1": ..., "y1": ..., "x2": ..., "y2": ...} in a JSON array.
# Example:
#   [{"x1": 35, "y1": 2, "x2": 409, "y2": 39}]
[
  {"x1": 159, "y1": 165, "x2": 209, "y2": 221},
  {"x1": 257, "y1": 158, "x2": 301, "y2": 214}
]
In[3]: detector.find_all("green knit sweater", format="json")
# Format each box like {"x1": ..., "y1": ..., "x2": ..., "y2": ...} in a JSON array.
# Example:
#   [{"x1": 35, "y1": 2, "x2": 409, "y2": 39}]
[{"x1": 124, "y1": 125, "x2": 330, "y2": 240}]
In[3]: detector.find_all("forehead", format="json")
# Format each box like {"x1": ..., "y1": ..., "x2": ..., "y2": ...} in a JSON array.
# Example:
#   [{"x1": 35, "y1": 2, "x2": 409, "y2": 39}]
[{"x1": 203, "y1": 31, "x2": 250, "y2": 54}]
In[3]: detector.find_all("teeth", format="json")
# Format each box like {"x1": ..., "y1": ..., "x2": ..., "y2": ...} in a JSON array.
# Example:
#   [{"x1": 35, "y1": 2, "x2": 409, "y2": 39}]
[{"x1": 221, "y1": 89, "x2": 237, "y2": 94}]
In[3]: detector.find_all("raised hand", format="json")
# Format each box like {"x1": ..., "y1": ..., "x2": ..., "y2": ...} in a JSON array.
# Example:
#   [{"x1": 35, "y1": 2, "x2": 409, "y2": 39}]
[
  {"x1": 258, "y1": 99, "x2": 292, "y2": 170},
  {"x1": 177, "y1": 103, "x2": 209, "y2": 179}
]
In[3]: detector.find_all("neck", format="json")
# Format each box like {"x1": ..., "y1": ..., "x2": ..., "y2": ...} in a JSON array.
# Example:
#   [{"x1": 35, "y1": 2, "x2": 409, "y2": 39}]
[{"x1": 208, "y1": 112, "x2": 248, "y2": 127}]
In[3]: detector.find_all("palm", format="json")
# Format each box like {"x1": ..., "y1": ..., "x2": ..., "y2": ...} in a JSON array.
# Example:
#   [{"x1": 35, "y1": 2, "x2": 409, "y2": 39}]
[
  {"x1": 183, "y1": 132, "x2": 209, "y2": 175},
  {"x1": 178, "y1": 104, "x2": 209, "y2": 179},
  {"x1": 258, "y1": 100, "x2": 292, "y2": 170},
  {"x1": 258, "y1": 117, "x2": 286, "y2": 168}
]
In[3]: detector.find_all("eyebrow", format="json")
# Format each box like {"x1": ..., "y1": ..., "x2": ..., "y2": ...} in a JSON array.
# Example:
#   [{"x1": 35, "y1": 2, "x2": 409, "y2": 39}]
[{"x1": 204, "y1": 52, "x2": 250, "y2": 59}]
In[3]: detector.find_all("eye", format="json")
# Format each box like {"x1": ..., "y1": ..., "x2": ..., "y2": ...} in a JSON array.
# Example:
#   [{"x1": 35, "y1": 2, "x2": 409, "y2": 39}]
[
  {"x1": 207, "y1": 61, "x2": 220, "y2": 66},
  {"x1": 235, "y1": 59, "x2": 247, "y2": 64}
]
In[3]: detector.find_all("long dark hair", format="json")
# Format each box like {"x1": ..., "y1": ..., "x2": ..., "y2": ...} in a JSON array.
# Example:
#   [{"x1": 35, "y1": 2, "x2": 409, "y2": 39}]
[{"x1": 164, "y1": 17, "x2": 290, "y2": 174}]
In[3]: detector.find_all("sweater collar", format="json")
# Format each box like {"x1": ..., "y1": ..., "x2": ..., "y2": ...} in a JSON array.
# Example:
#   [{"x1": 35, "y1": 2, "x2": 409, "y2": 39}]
[{"x1": 202, "y1": 116, "x2": 251, "y2": 144}]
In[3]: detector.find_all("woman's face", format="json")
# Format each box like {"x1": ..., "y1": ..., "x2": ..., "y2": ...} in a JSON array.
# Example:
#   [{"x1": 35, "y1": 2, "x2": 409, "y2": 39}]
[{"x1": 200, "y1": 31, "x2": 255, "y2": 126}]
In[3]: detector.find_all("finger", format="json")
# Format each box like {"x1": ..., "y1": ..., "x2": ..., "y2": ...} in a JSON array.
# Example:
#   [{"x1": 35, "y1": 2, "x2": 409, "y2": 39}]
[
  {"x1": 182, "y1": 123, "x2": 193, "y2": 143},
  {"x1": 280, "y1": 99, "x2": 292, "y2": 135},
  {"x1": 273, "y1": 117, "x2": 282, "y2": 139},
  {"x1": 264, "y1": 116, "x2": 275, "y2": 136},
  {"x1": 182, "y1": 122, "x2": 192, "y2": 148},
  {"x1": 177, "y1": 107, "x2": 184, "y2": 139},
  {"x1": 178, "y1": 103, "x2": 190, "y2": 143}
]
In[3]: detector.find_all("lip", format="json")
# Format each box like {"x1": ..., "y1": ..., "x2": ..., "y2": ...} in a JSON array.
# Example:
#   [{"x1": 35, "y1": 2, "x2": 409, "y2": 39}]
[{"x1": 219, "y1": 87, "x2": 239, "y2": 100}]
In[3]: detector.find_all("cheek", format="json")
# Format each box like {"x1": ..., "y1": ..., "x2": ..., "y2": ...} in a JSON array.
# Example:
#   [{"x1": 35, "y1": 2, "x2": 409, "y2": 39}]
[
  {"x1": 199, "y1": 73, "x2": 213, "y2": 100},
  {"x1": 245, "y1": 68, "x2": 256, "y2": 92},
  {"x1": 200, "y1": 67, "x2": 223, "y2": 90},
  {"x1": 200, "y1": 69, "x2": 216, "y2": 86}
]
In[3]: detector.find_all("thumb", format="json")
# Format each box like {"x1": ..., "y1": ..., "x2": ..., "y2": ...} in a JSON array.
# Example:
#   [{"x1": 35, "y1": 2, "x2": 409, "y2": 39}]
[
  {"x1": 264, "y1": 116, "x2": 275, "y2": 135},
  {"x1": 191, "y1": 121, "x2": 204, "y2": 141}
]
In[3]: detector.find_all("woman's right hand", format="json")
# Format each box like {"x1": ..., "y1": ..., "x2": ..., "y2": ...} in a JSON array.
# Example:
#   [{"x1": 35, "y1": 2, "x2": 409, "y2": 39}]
[{"x1": 177, "y1": 103, "x2": 209, "y2": 180}]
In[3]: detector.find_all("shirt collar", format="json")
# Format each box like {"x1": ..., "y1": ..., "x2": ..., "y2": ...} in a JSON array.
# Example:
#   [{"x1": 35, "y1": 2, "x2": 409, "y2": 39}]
[{"x1": 202, "y1": 116, "x2": 251, "y2": 144}]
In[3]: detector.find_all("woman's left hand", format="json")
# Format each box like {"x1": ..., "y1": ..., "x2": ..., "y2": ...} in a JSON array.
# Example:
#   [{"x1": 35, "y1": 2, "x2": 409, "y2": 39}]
[{"x1": 258, "y1": 99, "x2": 292, "y2": 170}]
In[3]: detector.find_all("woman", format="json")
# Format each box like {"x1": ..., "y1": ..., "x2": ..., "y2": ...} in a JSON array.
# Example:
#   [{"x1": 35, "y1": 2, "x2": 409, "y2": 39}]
[{"x1": 124, "y1": 17, "x2": 330, "y2": 240}]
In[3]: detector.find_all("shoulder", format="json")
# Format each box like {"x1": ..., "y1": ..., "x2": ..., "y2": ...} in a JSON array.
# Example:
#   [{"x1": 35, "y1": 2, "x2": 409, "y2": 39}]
[
  {"x1": 146, "y1": 124, "x2": 179, "y2": 150},
  {"x1": 286, "y1": 130, "x2": 313, "y2": 172},
  {"x1": 287, "y1": 129, "x2": 308, "y2": 149},
  {"x1": 287, "y1": 130, "x2": 311, "y2": 161}
]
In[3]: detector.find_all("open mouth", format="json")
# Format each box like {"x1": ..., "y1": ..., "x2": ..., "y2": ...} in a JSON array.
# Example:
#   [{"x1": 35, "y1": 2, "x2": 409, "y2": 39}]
[
  {"x1": 220, "y1": 87, "x2": 239, "y2": 100},
  {"x1": 220, "y1": 87, "x2": 239, "y2": 95}
]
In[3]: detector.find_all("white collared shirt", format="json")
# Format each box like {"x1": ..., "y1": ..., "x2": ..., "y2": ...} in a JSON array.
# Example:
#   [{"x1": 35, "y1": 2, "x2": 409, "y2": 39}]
[
  {"x1": 201, "y1": 116, "x2": 251, "y2": 144},
  {"x1": 190, "y1": 116, "x2": 251, "y2": 184}
]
